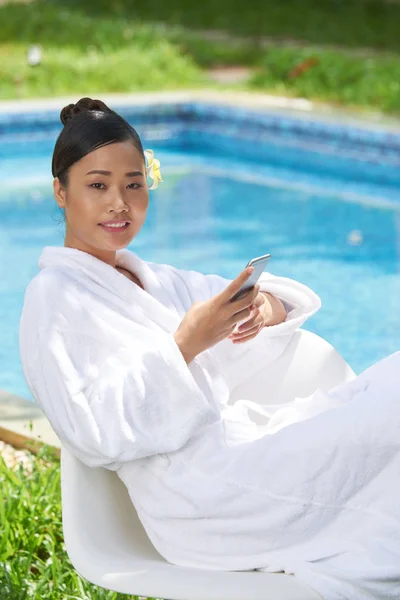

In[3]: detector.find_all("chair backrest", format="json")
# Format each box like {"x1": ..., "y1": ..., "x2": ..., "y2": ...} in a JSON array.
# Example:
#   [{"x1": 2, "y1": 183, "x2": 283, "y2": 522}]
[
  {"x1": 61, "y1": 448, "x2": 157, "y2": 572},
  {"x1": 230, "y1": 329, "x2": 355, "y2": 410},
  {"x1": 61, "y1": 330, "x2": 355, "y2": 593}
]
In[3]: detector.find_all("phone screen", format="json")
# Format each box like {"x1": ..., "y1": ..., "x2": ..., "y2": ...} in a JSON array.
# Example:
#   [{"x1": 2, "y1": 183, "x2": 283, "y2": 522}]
[{"x1": 230, "y1": 253, "x2": 271, "y2": 302}]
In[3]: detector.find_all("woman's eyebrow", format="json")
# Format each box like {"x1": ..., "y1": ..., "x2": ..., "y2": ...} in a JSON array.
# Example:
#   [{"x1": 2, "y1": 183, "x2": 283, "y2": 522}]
[
  {"x1": 85, "y1": 169, "x2": 144, "y2": 176},
  {"x1": 125, "y1": 171, "x2": 144, "y2": 177}
]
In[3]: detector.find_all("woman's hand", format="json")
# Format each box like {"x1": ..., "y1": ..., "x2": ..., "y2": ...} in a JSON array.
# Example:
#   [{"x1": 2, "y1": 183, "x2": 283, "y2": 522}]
[
  {"x1": 227, "y1": 292, "x2": 266, "y2": 344},
  {"x1": 228, "y1": 291, "x2": 287, "y2": 344},
  {"x1": 174, "y1": 267, "x2": 260, "y2": 364}
]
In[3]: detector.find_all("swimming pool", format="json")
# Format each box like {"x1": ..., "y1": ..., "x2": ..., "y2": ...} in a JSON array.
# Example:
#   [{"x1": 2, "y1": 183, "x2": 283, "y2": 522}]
[{"x1": 1, "y1": 101, "x2": 400, "y2": 401}]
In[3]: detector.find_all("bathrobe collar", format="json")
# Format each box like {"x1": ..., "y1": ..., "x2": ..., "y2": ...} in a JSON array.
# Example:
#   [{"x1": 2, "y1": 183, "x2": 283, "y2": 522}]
[{"x1": 38, "y1": 245, "x2": 182, "y2": 333}]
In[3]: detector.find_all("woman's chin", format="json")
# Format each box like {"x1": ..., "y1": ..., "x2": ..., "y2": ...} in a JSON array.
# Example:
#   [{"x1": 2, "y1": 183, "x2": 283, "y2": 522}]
[{"x1": 96, "y1": 229, "x2": 137, "y2": 250}]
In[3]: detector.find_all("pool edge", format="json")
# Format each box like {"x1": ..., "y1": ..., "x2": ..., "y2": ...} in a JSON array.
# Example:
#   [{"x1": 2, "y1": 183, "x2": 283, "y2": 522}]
[
  {"x1": 1, "y1": 89, "x2": 400, "y2": 134},
  {"x1": 0, "y1": 389, "x2": 61, "y2": 453}
]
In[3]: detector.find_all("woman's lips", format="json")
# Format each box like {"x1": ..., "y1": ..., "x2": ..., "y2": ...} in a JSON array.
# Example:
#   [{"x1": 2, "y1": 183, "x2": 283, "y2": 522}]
[{"x1": 99, "y1": 222, "x2": 130, "y2": 233}]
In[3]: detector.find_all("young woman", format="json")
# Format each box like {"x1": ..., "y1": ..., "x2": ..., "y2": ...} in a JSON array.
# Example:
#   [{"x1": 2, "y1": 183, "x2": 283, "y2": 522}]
[{"x1": 19, "y1": 98, "x2": 400, "y2": 600}]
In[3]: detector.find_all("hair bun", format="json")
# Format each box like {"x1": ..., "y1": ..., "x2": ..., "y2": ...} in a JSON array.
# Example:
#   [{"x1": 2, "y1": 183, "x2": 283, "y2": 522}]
[{"x1": 60, "y1": 97, "x2": 111, "y2": 126}]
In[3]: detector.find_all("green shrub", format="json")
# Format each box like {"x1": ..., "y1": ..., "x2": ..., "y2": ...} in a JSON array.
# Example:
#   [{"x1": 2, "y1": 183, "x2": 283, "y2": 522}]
[
  {"x1": 0, "y1": 42, "x2": 204, "y2": 100},
  {"x1": 55, "y1": 0, "x2": 400, "y2": 53},
  {"x1": 1, "y1": 0, "x2": 400, "y2": 113},
  {"x1": 250, "y1": 46, "x2": 400, "y2": 113},
  {"x1": 0, "y1": 446, "x2": 146, "y2": 599}
]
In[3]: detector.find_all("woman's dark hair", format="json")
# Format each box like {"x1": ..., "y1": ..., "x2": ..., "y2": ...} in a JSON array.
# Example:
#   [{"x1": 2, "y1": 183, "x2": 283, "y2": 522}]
[{"x1": 51, "y1": 97, "x2": 145, "y2": 186}]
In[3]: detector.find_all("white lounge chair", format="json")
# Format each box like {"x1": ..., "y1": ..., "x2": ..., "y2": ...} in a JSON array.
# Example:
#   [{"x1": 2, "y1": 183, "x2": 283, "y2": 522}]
[{"x1": 61, "y1": 329, "x2": 356, "y2": 599}]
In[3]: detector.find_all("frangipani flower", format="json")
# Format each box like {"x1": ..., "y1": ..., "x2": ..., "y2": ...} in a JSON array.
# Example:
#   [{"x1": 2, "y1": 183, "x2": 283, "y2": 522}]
[{"x1": 144, "y1": 149, "x2": 163, "y2": 190}]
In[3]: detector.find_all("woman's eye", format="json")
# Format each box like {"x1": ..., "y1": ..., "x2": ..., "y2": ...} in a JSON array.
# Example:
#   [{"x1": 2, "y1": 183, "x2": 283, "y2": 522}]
[{"x1": 89, "y1": 182, "x2": 141, "y2": 190}]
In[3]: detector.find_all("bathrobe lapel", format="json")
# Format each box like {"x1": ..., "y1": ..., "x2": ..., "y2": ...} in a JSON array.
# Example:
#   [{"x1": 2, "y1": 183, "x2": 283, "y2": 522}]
[{"x1": 39, "y1": 246, "x2": 182, "y2": 335}]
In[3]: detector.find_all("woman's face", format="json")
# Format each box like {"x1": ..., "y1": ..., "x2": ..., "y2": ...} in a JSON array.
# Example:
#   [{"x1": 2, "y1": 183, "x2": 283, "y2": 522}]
[{"x1": 53, "y1": 140, "x2": 149, "y2": 266}]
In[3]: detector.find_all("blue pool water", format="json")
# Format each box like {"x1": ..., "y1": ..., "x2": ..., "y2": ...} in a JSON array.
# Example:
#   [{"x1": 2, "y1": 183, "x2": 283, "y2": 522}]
[{"x1": 1, "y1": 103, "x2": 400, "y2": 401}]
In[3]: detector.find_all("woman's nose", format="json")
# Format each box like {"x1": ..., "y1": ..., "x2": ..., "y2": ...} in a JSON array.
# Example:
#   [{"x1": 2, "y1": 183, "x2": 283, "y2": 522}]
[{"x1": 109, "y1": 191, "x2": 128, "y2": 211}]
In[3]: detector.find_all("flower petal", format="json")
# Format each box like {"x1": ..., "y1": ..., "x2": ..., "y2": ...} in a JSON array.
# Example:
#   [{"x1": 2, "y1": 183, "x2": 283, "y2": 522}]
[
  {"x1": 144, "y1": 149, "x2": 154, "y2": 168},
  {"x1": 144, "y1": 149, "x2": 163, "y2": 190}
]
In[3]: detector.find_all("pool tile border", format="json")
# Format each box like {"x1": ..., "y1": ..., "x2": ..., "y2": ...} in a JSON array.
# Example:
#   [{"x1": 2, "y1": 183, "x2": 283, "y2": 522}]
[{"x1": 1, "y1": 92, "x2": 400, "y2": 168}]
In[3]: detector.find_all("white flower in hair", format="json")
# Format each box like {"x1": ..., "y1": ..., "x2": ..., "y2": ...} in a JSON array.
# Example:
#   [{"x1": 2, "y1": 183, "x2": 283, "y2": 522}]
[{"x1": 144, "y1": 149, "x2": 163, "y2": 190}]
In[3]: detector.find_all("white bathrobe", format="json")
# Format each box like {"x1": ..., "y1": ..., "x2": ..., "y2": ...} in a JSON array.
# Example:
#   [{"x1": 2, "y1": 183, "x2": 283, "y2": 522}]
[{"x1": 19, "y1": 246, "x2": 400, "y2": 600}]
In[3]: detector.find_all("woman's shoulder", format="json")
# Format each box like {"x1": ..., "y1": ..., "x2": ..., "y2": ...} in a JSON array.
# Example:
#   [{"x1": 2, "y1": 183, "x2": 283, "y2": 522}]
[
  {"x1": 22, "y1": 267, "x2": 85, "y2": 331},
  {"x1": 25, "y1": 265, "x2": 78, "y2": 299}
]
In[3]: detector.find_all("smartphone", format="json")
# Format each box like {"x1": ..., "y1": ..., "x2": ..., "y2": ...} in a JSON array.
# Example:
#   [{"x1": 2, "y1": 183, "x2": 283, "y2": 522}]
[{"x1": 230, "y1": 253, "x2": 271, "y2": 302}]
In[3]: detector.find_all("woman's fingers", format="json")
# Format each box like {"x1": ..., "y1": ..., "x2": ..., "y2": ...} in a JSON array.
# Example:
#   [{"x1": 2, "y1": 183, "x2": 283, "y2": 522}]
[
  {"x1": 218, "y1": 267, "x2": 254, "y2": 305},
  {"x1": 230, "y1": 294, "x2": 265, "y2": 334},
  {"x1": 229, "y1": 309, "x2": 264, "y2": 339},
  {"x1": 230, "y1": 284, "x2": 260, "y2": 316},
  {"x1": 238, "y1": 309, "x2": 262, "y2": 331},
  {"x1": 230, "y1": 323, "x2": 264, "y2": 344}
]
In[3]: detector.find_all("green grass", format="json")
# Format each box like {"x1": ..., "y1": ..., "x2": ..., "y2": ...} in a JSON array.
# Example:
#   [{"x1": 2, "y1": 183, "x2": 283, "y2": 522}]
[
  {"x1": 0, "y1": 2, "x2": 206, "y2": 100},
  {"x1": 249, "y1": 46, "x2": 400, "y2": 114},
  {"x1": 51, "y1": 0, "x2": 400, "y2": 54},
  {"x1": 0, "y1": 446, "x2": 150, "y2": 599},
  {"x1": 1, "y1": 0, "x2": 400, "y2": 114},
  {"x1": 0, "y1": 42, "x2": 204, "y2": 100}
]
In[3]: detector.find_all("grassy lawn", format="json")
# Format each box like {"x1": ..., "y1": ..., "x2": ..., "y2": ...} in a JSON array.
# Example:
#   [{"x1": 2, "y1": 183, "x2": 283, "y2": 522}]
[
  {"x1": 1, "y1": 0, "x2": 400, "y2": 115},
  {"x1": 250, "y1": 47, "x2": 400, "y2": 114},
  {"x1": 49, "y1": 0, "x2": 400, "y2": 53},
  {"x1": 0, "y1": 3, "x2": 206, "y2": 99},
  {"x1": 0, "y1": 446, "x2": 146, "y2": 599}
]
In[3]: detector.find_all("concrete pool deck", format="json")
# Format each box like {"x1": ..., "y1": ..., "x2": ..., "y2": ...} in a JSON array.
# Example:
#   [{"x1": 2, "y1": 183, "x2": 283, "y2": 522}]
[
  {"x1": 0, "y1": 389, "x2": 60, "y2": 452},
  {"x1": 1, "y1": 89, "x2": 400, "y2": 133},
  {"x1": 1, "y1": 88, "x2": 399, "y2": 455}
]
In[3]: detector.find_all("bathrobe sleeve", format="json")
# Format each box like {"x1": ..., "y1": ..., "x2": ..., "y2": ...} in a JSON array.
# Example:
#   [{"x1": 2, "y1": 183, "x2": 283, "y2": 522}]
[
  {"x1": 25, "y1": 326, "x2": 219, "y2": 470},
  {"x1": 211, "y1": 272, "x2": 322, "y2": 390},
  {"x1": 161, "y1": 263, "x2": 321, "y2": 329},
  {"x1": 19, "y1": 277, "x2": 220, "y2": 470},
  {"x1": 158, "y1": 264, "x2": 321, "y2": 391}
]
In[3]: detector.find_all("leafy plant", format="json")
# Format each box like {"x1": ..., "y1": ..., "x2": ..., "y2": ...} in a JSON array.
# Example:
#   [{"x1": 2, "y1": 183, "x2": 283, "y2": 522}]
[{"x1": 0, "y1": 445, "x2": 150, "y2": 599}]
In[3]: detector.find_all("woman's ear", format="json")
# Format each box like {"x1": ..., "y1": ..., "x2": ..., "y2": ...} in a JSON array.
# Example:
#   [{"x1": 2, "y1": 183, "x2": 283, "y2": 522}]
[{"x1": 53, "y1": 177, "x2": 66, "y2": 209}]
